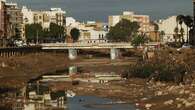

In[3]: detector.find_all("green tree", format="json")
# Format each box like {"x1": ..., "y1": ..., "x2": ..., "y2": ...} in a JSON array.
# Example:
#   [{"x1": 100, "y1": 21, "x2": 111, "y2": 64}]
[
  {"x1": 183, "y1": 15, "x2": 193, "y2": 43},
  {"x1": 176, "y1": 15, "x2": 185, "y2": 43},
  {"x1": 106, "y1": 19, "x2": 140, "y2": 42},
  {"x1": 70, "y1": 28, "x2": 80, "y2": 42},
  {"x1": 49, "y1": 23, "x2": 64, "y2": 39},
  {"x1": 25, "y1": 23, "x2": 43, "y2": 41},
  {"x1": 25, "y1": 23, "x2": 65, "y2": 42},
  {"x1": 160, "y1": 31, "x2": 165, "y2": 42},
  {"x1": 131, "y1": 34, "x2": 147, "y2": 46}
]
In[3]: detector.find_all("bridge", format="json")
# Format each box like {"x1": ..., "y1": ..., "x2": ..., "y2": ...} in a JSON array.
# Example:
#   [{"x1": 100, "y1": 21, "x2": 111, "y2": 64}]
[{"x1": 40, "y1": 42, "x2": 160, "y2": 60}]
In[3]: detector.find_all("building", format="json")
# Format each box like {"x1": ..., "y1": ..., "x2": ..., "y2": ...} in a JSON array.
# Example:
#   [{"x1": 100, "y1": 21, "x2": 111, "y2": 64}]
[
  {"x1": 79, "y1": 29, "x2": 108, "y2": 43},
  {"x1": 108, "y1": 11, "x2": 151, "y2": 33},
  {"x1": 22, "y1": 7, "x2": 66, "y2": 29},
  {"x1": 157, "y1": 16, "x2": 188, "y2": 43},
  {"x1": 66, "y1": 17, "x2": 76, "y2": 27},
  {"x1": 66, "y1": 20, "x2": 108, "y2": 43},
  {"x1": 0, "y1": 0, "x2": 6, "y2": 38},
  {"x1": 5, "y1": 3, "x2": 24, "y2": 40}
]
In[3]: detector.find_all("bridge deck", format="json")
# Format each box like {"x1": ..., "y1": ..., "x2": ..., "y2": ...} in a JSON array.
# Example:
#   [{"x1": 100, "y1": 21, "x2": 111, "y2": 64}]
[{"x1": 41, "y1": 43, "x2": 134, "y2": 49}]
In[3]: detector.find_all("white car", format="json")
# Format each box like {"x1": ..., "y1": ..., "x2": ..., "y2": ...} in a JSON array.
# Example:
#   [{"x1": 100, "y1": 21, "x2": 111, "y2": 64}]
[
  {"x1": 182, "y1": 43, "x2": 192, "y2": 48},
  {"x1": 177, "y1": 43, "x2": 192, "y2": 51}
]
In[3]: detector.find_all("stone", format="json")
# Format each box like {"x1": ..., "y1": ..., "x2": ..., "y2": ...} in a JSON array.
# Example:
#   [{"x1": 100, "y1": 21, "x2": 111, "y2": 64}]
[
  {"x1": 185, "y1": 102, "x2": 194, "y2": 108},
  {"x1": 177, "y1": 104, "x2": 182, "y2": 108},
  {"x1": 190, "y1": 93, "x2": 195, "y2": 98},
  {"x1": 184, "y1": 90, "x2": 190, "y2": 94},
  {"x1": 164, "y1": 100, "x2": 174, "y2": 105},
  {"x1": 141, "y1": 97, "x2": 148, "y2": 101},
  {"x1": 179, "y1": 89, "x2": 185, "y2": 94},
  {"x1": 155, "y1": 91, "x2": 163, "y2": 96},
  {"x1": 145, "y1": 104, "x2": 152, "y2": 109}
]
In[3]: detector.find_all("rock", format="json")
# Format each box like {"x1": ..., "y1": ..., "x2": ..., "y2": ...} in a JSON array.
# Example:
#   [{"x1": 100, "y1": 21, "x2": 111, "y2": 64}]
[
  {"x1": 179, "y1": 89, "x2": 185, "y2": 94},
  {"x1": 145, "y1": 104, "x2": 152, "y2": 109},
  {"x1": 184, "y1": 101, "x2": 195, "y2": 108},
  {"x1": 168, "y1": 86, "x2": 175, "y2": 91},
  {"x1": 135, "y1": 103, "x2": 139, "y2": 106},
  {"x1": 164, "y1": 100, "x2": 174, "y2": 105},
  {"x1": 141, "y1": 97, "x2": 148, "y2": 101},
  {"x1": 176, "y1": 98, "x2": 180, "y2": 101},
  {"x1": 184, "y1": 90, "x2": 190, "y2": 94},
  {"x1": 155, "y1": 91, "x2": 163, "y2": 96},
  {"x1": 177, "y1": 104, "x2": 182, "y2": 108},
  {"x1": 190, "y1": 93, "x2": 195, "y2": 98}
]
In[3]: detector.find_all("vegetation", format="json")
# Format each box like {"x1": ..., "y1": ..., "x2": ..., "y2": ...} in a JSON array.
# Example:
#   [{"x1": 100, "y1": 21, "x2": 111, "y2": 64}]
[
  {"x1": 122, "y1": 49, "x2": 193, "y2": 84},
  {"x1": 106, "y1": 19, "x2": 140, "y2": 42},
  {"x1": 175, "y1": 15, "x2": 193, "y2": 44},
  {"x1": 25, "y1": 23, "x2": 65, "y2": 43},
  {"x1": 70, "y1": 28, "x2": 80, "y2": 42},
  {"x1": 131, "y1": 34, "x2": 147, "y2": 46}
]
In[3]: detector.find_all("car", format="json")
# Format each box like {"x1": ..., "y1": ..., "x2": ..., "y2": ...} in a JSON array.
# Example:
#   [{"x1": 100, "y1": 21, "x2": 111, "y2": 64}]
[
  {"x1": 182, "y1": 43, "x2": 192, "y2": 48},
  {"x1": 177, "y1": 43, "x2": 192, "y2": 51}
]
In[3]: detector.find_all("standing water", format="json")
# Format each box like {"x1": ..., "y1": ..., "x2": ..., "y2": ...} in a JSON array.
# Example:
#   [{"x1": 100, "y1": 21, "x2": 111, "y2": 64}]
[{"x1": 67, "y1": 96, "x2": 136, "y2": 110}]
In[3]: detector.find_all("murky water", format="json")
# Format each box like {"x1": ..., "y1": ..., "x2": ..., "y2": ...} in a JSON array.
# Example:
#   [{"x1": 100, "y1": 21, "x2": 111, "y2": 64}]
[{"x1": 67, "y1": 96, "x2": 136, "y2": 110}]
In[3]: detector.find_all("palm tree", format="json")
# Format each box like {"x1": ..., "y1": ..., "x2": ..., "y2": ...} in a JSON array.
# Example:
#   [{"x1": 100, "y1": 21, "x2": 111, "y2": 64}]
[
  {"x1": 153, "y1": 23, "x2": 159, "y2": 42},
  {"x1": 160, "y1": 31, "x2": 165, "y2": 42},
  {"x1": 180, "y1": 28, "x2": 185, "y2": 43},
  {"x1": 174, "y1": 27, "x2": 179, "y2": 42},
  {"x1": 176, "y1": 15, "x2": 185, "y2": 43},
  {"x1": 183, "y1": 15, "x2": 193, "y2": 43}
]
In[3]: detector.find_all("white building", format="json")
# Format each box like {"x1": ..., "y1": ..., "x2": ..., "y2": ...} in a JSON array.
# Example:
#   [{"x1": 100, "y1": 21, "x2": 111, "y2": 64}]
[
  {"x1": 157, "y1": 16, "x2": 188, "y2": 43},
  {"x1": 108, "y1": 11, "x2": 151, "y2": 33},
  {"x1": 21, "y1": 6, "x2": 66, "y2": 28},
  {"x1": 66, "y1": 17, "x2": 76, "y2": 27},
  {"x1": 79, "y1": 29, "x2": 108, "y2": 43},
  {"x1": 22, "y1": 6, "x2": 34, "y2": 24}
]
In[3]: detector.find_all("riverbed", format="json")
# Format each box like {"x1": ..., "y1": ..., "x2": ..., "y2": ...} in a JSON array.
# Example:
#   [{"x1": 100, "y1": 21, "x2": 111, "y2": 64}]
[{"x1": 67, "y1": 96, "x2": 136, "y2": 110}]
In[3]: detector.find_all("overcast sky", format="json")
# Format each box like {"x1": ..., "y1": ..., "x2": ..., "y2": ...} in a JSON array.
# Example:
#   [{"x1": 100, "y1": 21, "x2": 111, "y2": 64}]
[{"x1": 7, "y1": 0, "x2": 193, "y2": 22}]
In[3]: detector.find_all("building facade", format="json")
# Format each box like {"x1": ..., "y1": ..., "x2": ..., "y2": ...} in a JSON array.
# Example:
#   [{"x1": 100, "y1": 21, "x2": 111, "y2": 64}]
[
  {"x1": 108, "y1": 11, "x2": 151, "y2": 33},
  {"x1": 22, "y1": 7, "x2": 66, "y2": 29},
  {"x1": 79, "y1": 29, "x2": 108, "y2": 43},
  {"x1": 157, "y1": 16, "x2": 188, "y2": 43},
  {"x1": 0, "y1": 0, "x2": 6, "y2": 38},
  {"x1": 5, "y1": 3, "x2": 24, "y2": 40}
]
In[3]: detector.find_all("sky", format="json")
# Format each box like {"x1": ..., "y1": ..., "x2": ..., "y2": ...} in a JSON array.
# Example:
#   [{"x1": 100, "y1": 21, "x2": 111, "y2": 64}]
[{"x1": 7, "y1": 0, "x2": 193, "y2": 22}]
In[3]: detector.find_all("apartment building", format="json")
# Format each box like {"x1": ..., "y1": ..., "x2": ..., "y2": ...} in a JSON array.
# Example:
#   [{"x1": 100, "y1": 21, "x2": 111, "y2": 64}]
[
  {"x1": 108, "y1": 11, "x2": 151, "y2": 33},
  {"x1": 22, "y1": 7, "x2": 66, "y2": 28},
  {"x1": 0, "y1": 0, "x2": 6, "y2": 38},
  {"x1": 5, "y1": 3, "x2": 24, "y2": 40},
  {"x1": 157, "y1": 16, "x2": 188, "y2": 43}
]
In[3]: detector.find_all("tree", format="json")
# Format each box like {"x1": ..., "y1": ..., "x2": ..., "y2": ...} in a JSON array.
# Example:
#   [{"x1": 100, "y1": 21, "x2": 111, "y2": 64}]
[
  {"x1": 151, "y1": 22, "x2": 159, "y2": 42},
  {"x1": 183, "y1": 15, "x2": 193, "y2": 43},
  {"x1": 70, "y1": 28, "x2": 80, "y2": 42},
  {"x1": 131, "y1": 34, "x2": 147, "y2": 46},
  {"x1": 25, "y1": 23, "x2": 43, "y2": 42},
  {"x1": 160, "y1": 31, "x2": 165, "y2": 42},
  {"x1": 49, "y1": 23, "x2": 64, "y2": 39},
  {"x1": 25, "y1": 23, "x2": 65, "y2": 43},
  {"x1": 176, "y1": 15, "x2": 185, "y2": 43},
  {"x1": 106, "y1": 19, "x2": 140, "y2": 42}
]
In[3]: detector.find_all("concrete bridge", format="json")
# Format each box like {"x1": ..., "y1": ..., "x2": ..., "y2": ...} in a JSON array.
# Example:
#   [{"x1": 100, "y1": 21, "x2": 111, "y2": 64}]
[
  {"x1": 41, "y1": 43, "x2": 134, "y2": 60},
  {"x1": 41, "y1": 42, "x2": 160, "y2": 60}
]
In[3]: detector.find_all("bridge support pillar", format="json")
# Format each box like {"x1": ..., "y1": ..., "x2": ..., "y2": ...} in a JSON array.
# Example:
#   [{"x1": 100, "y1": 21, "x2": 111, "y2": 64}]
[
  {"x1": 68, "y1": 49, "x2": 77, "y2": 60},
  {"x1": 110, "y1": 48, "x2": 119, "y2": 60}
]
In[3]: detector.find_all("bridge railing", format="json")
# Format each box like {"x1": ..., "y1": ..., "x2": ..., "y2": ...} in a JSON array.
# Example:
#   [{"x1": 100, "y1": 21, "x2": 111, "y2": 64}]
[{"x1": 40, "y1": 42, "x2": 132, "y2": 47}]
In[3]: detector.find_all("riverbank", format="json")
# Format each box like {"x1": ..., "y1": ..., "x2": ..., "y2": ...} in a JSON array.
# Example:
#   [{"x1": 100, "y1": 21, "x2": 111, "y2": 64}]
[{"x1": 49, "y1": 78, "x2": 195, "y2": 110}]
